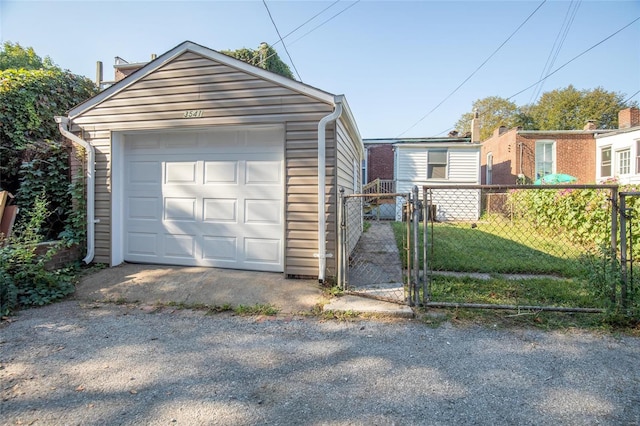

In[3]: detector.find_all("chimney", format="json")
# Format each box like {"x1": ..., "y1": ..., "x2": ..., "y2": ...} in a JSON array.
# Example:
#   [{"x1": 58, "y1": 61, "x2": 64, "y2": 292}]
[
  {"x1": 471, "y1": 110, "x2": 481, "y2": 143},
  {"x1": 619, "y1": 107, "x2": 640, "y2": 129},
  {"x1": 583, "y1": 120, "x2": 597, "y2": 130}
]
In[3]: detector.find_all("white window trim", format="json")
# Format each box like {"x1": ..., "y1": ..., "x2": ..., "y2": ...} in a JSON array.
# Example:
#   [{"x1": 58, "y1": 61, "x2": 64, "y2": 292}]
[
  {"x1": 600, "y1": 145, "x2": 612, "y2": 178},
  {"x1": 535, "y1": 140, "x2": 556, "y2": 180},
  {"x1": 616, "y1": 148, "x2": 631, "y2": 176},
  {"x1": 427, "y1": 149, "x2": 448, "y2": 180}
]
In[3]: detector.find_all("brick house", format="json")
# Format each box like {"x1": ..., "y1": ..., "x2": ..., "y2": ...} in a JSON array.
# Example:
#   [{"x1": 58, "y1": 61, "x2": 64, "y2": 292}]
[{"x1": 480, "y1": 123, "x2": 613, "y2": 185}]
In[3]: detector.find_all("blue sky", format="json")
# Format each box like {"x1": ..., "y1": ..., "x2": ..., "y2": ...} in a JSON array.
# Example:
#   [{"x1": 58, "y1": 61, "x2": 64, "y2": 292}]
[{"x1": 1, "y1": 0, "x2": 639, "y2": 138}]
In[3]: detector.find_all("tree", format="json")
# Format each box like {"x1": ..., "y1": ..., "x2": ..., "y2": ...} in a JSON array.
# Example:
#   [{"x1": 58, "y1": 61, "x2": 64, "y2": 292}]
[
  {"x1": 527, "y1": 86, "x2": 628, "y2": 130},
  {"x1": 456, "y1": 86, "x2": 636, "y2": 140},
  {"x1": 222, "y1": 42, "x2": 294, "y2": 80},
  {"x1": 0, "y1": 41, "x2": 54, "y2": 71},
  {"x1": 455, "y1": 96, "x2": 520, "y2": 140}
]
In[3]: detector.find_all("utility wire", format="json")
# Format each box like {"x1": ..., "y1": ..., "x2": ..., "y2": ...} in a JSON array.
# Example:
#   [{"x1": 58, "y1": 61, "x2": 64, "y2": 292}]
[
  {"x1": 507, "y1": 16, "x2": 640, "y2": 100},
  {"x1": 263, "y1": 0, "x2": 303, "y2": 81},
  {"x1": 529, "y1": 0, "x2": 581, "y2": 103},
  {"x1": 396, "y1": 0, "x2": 547, "y2": 138},
  {"x1": 623, "y1": 89, "x2": 640, "y2": 104},
  {"x1": 289, "y1": 0, "x2": 361, "y2": 46},
  {"x1": 252, "y1": 0, "x2": 341, "y2": 66},
  {"x1": 258, "y1": 1, "x2": 361, "y2": 71}
]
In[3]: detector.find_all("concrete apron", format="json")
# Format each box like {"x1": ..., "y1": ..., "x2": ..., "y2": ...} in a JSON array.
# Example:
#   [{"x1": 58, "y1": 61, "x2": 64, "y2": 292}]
[{"x1": 76, "y1": 263, "x2": 413, "y2": 317}]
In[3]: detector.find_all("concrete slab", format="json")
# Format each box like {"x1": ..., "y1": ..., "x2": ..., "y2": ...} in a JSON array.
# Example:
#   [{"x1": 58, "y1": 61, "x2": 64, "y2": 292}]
[
  {"x1": 76, "y1": 263, "x2": 324, "y2": 314},
  {"x1": 323, "y1": 295, "x2": 414, "y2": 318}
]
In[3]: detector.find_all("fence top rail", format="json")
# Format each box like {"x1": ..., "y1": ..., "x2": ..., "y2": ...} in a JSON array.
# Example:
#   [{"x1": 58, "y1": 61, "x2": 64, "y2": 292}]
[
  {"x1": 619, "y1": 191, "x2": 640, "y2": 196},
  {"x1": 422, "y1": 184, "x2": 619, "y2": 190},
  {"x1": 344, "y1": 192, "x2": 410, "y2": 199}
]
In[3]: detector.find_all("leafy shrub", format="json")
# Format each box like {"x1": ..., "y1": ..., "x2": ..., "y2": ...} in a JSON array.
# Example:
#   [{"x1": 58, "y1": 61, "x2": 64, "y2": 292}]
[{"x1": 0, "y1": 195, "x2": 77, "y2": 316}]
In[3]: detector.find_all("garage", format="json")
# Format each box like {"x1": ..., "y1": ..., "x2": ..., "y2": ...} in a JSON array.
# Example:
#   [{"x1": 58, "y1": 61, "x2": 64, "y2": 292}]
[
  {"x1": 58, "y1": 40, "x2": 363, "y2": 281},
  {"x1": 123, "y1": 126, "x2": 284, "y2": 272}
]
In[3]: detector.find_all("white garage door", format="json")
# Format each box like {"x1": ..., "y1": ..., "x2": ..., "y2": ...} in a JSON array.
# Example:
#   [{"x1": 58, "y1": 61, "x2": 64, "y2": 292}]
[{"x1": 123, "y1": 126, "x2": 284, "y2": 272}]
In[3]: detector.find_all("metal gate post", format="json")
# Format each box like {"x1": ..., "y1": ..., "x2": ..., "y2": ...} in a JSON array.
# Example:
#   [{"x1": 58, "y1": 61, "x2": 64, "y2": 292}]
[
  {"x1": 620, "y1": 194, "x2": 628, "y2": 310},
  {"x1": 411, "y1": 186, "x2": 420, "y2": 306},
  {"x1": 338, "y1": 188, "x2": 346, "y2": 291}
]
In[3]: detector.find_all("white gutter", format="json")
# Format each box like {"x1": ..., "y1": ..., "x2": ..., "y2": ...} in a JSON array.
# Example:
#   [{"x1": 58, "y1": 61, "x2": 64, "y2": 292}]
[
  {"x1": 316, "y1": 96, "x2": 344, "y2": 282},
  {"x1": 55, "y1": 116, "x2": 96, "y2": 264}
]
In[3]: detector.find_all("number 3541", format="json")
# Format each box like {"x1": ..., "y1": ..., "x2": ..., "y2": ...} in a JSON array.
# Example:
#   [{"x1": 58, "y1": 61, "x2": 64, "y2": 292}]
[{"x1": 183, "y1": 110, "x2": 203, "y2": 118}]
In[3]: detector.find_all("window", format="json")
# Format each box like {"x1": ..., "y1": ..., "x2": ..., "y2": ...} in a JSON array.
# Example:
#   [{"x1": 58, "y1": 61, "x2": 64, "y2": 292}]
[
  {"x1": 617, "y1": 149, "x2": 631, "y2": 175},
  {"x1": 535, "y1": 140, "x2": 555, "y2": 180},
  {"x1": 601, "y1": 146, "x2": 612, "y2": 177},
  {"x1": 427, "y1": 149, "x2": 447, "y2": 179},
  {"x1": 636, "y1": 141, "x2": 640, "y2": 174},
  {"x1": 486, "y1": 152, "x2": 493, "y2": 184}
]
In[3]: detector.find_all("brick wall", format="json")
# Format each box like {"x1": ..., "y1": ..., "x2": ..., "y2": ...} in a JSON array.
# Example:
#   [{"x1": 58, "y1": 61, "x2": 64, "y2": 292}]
[
  {"x1": 366, "y1": 144, "x2": 394, "y2": 182},
  {"x1": 619, "y1": 107, "x2": 640, "y2": 129},
  {"x1": 481, "y1": 129, "x2": 597, "y2": 184},
  {"x1": 480, "y1": 128, "x2": 517, "y2": 184}
]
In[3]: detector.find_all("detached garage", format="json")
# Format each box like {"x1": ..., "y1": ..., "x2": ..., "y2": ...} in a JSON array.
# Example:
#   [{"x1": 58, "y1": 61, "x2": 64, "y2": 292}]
[{"x1": 57, "y1": 41, "x2": 363, "y2": 282}]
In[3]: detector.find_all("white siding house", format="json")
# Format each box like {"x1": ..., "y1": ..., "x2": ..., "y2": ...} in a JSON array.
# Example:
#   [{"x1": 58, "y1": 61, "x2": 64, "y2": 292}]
[
  {"x1": 596, "y1": 128, "x2": 640, "y2": 184},
  {"x1": 394, "y1": 139, "x2": 481, "y2": 221}
]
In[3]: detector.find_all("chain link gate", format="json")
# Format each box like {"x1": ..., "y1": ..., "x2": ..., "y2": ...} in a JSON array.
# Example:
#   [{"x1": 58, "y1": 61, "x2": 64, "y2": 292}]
[{"x1": 338, "y1": 189, "x2": 420, "y2": 305}]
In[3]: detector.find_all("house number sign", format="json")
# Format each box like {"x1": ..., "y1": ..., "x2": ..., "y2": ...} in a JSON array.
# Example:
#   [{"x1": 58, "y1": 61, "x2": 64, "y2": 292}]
[{"x1": 183, "y1": 110, "x2": 203, "y2": 118}]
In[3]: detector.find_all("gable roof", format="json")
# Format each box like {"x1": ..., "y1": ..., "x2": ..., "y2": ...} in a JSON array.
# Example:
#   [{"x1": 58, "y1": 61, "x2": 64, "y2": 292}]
[{"x1": 69, "y1": 40, "x2": 338, "y2": 118}]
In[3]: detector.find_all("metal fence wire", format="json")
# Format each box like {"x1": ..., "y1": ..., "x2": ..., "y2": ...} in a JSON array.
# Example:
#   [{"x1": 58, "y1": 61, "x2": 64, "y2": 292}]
[
  {"x1": 421, "y1": 184, "x2": 619, "y2": 312},
  {"x1": 339, "y1": 192, "x2": 411, "y2": 304}
]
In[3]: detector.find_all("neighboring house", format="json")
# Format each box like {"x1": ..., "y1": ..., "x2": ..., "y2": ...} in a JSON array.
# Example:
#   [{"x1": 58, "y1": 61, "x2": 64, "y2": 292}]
[
  {"x1": 480, "y1": 123, "x2": 613, "y2": 185},
  {"x1": 56, "y1": 40, "x2": 363, "y2": 283},
  {"x1": 363, "y1": 139, "x2": 395, "y2": 184},
  {"x1": 393, "y1": 136, "x2": 481, "y2": 221},
  {"x1": 595, "y1": 108, "x2": 640, "y2": 184}
]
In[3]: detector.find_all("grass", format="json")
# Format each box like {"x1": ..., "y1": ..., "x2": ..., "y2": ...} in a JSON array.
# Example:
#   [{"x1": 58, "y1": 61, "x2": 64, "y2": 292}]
[{"x1": 393, "y1": 219, "x2": 585, "y2": 277}]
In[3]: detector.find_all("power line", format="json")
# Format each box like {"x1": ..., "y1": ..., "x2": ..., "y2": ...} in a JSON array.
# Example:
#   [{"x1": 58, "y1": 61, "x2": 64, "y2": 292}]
[
  {"x1": 252, "y1": 0, "x2": 341, "y2": 66},
  {"x1": 262, "y1": 0, "x2": 302, "y2": 81},
  {"x1": 624, "y1": 89, "x2": 640, "y2": 104},
  {"x1": 529, "y1": 0, "x2": 581, "y2": 103},
  {"x1": 507, "y1": 16, "x2": 640, "y2": 100},
  {"x1": 258, "y1": 1, "x2": 361, "y2": 72},
  {"x1": 289, "y1": 1, "x2": 361, "y2": 46},
  {"x1": 396, "y1": 0, "x2": 547, "y2": 138}
]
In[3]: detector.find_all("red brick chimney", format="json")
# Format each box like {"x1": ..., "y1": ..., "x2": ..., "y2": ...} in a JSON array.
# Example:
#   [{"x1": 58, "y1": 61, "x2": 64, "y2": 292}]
[{"x1": 619, "y1": 107, "x2": 640, "y2": 129}]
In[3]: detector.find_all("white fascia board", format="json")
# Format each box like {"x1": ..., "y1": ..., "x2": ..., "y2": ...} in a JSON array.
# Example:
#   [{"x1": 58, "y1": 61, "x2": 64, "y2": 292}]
[
  {"x1": 70, "y1": 40, "x2": 336, "y2": 118},
  {"x1": 393, "y1": 142, "x2": 479, "y2": 149},
  {"x1": 336, "y1": 95, "x2": 364, "y2": 156}
]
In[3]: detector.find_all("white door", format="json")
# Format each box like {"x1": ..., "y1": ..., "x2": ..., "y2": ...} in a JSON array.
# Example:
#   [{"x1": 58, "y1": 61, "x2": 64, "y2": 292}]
[{"x1": 123, "y1": 126, "x2": 284, "y2": 272}]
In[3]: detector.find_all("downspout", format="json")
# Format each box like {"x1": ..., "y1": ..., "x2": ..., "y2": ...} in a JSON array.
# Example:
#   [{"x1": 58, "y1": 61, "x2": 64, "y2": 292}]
[
  {"x1": 316, "y1": 96, "x2": 344, "y2": 282},
  {"x1": 55, "y1": 116, "x2": 95, "y2": 264}
]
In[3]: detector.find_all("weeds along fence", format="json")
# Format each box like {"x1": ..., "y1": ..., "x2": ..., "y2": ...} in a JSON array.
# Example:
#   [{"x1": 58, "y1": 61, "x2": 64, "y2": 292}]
[
  {"x1": 619, "y1": 191, "x2": 640, "y2": 314},
  {"x1": 420, "y1": 184, "x2": 621, "y2": 313}
]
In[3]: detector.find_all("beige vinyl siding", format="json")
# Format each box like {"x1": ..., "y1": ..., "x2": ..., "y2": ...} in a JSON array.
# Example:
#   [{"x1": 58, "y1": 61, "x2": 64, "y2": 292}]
[
  {"x1": 334, "y1": 119, "x2": 363, "y2": 261},
  {"x1": 72, "y1": 51, "x2": 336, "y2": 276}
]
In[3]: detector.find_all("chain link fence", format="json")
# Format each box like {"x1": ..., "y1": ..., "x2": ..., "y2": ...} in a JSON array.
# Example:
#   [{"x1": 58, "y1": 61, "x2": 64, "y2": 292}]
[{"x1": 421, "y1": 184, "x2": 618, "y2": 312}]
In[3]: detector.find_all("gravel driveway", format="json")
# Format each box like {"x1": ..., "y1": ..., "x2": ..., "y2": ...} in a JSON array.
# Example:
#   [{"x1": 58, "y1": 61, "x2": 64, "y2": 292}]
[{"x1": 2, "y1": 301, "x2": 639, "y2": 425}]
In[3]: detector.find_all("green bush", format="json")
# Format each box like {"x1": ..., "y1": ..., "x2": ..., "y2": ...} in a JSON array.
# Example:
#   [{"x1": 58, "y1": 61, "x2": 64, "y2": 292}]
[{"x1": 0, "y1": 195, "x2": 77, "y2": 316}]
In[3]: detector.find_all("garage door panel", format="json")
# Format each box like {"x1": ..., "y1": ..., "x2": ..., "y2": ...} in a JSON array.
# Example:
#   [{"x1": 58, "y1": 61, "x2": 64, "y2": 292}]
[
  {"x1": 244, "y1": 238, "x2": 281, "y2": 265},
  {"x1": 164, "y1": 198, "x2": 197, "y2": 222},
  {"x1": 165, "y1": 162, "x2": 198, "y2": 184},
  {"x1": 128, "y1": 197, "x2": 161, "y2": 220},
  {"x1": 164, "y1": 234, "x2": 196, "y2": 258},
  {"x1": 203, "y1": 198, "x2": 237, "y2": 222},
  {"x1": 204, "y1": 161, "x2": 238, "y2": 184},
  {"x1": 202, "y1": 236, "x2": 237, "y2": 262},
  {"x1": 128, "y1": 232, "x2": 159, "y2": 256},
  {"x1": 128, "y1": 161, "x2": 161, "y2": 185}
]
